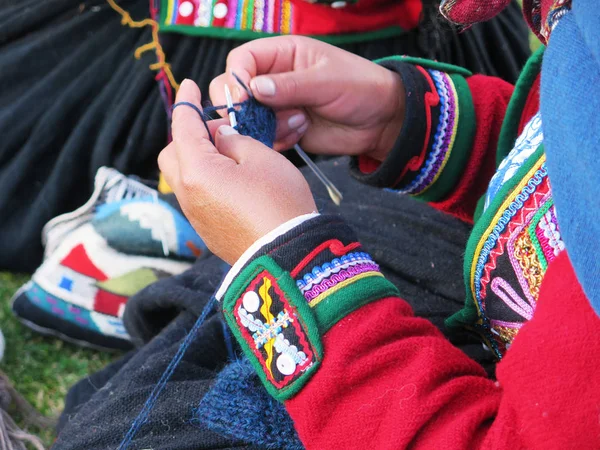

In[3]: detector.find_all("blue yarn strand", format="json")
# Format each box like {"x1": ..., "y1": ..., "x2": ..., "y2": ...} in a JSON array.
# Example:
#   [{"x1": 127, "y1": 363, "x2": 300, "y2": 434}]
[
  {"x1": 117, "y1": 295, "x2": 218, "y2": 450},
  {"x1": 171, "y1": 76, "x2": 276, "y2": 148}
]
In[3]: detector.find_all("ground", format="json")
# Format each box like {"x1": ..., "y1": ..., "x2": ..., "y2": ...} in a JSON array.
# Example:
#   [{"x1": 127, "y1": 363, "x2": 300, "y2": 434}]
[{"x1": 0, "y1": 272, "x2": 115, "y2": 445}]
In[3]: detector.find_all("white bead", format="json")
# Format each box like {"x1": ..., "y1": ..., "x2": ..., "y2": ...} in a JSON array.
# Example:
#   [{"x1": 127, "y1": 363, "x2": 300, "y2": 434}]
[
  {"x1": 276, "y1": 353, "x2": 297, "y2": 376},
  {"x1": 242, "y1": 291, "x2": 260, "y2": 313},
  {"x1": 179, "y1": 1, "x2": 194, "y2": 17},
  {"x1": 213, "y1": 3, "x2": 228, "y2": 19},
  {"x1": 330, "y1": 1, "x2": 347, "y2": 8}
]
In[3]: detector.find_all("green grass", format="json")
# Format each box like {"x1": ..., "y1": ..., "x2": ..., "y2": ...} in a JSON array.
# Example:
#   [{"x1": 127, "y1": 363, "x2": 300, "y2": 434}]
[{"x1": 0, "y1": 272, "x2": 115, "y2": 445}]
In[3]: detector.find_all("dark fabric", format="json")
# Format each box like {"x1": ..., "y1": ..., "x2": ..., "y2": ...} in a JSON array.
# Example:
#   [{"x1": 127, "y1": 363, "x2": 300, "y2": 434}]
[
  {"x1": 349, "y1": 61, "x2": 433, "y2": 188},
  {"x1": 56, "y1": 159, "x2": 493, "y2": 449},
  {"x1": 0, "y1": 0, "x2": 530, "y2": 272}
]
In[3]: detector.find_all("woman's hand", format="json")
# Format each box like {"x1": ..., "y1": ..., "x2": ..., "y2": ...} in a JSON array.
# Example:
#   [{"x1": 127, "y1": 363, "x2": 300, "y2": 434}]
[
  {"x1": 210, "y1": 36, "x2": 405, "y2": 161},
  {"x1": 159, "y1": 79, "x2": 317, "y2": 265}
]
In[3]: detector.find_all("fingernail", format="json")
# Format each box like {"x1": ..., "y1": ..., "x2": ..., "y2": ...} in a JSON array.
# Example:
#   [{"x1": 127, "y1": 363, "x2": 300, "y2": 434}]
[
  {"x1": 233, "y1": 86, "x2": 241, "y2": 102},
  {"x1": 296, "y1": 122, "x2": 309, "y2": 135},
  {"x1": 218, "y1": 125, "x2": 239, "y2": 136},
  {"x1": 288, "y1": 113, "x2": 306, "y2": 129},
  {"x1": 251, "y1": 77, "x2": 276, "y2": 96}
]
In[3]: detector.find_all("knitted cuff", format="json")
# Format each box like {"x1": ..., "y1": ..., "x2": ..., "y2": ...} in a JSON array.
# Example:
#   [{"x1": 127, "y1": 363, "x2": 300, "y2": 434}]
[
  {"x1": 350, "y1": 57, "x2": 475, "y2": 201},
  {"x1": 220, "y1": 215, "x2": 398, "y2": 401}
]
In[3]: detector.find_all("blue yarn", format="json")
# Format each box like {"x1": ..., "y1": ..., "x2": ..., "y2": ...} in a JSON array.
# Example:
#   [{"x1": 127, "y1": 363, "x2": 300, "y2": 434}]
[
  {"x1": 117, "y1": 295, "x2": 218, "y2": 450},
  {"x1": 221, "y1": 317, "x2": 236, "y2": 361},
  {"x1": 172, "y1": 78, "x2": 277, "y2": 148},
  {"x1": 192, "y1": 358, "x2": 304, "y2": 449}
]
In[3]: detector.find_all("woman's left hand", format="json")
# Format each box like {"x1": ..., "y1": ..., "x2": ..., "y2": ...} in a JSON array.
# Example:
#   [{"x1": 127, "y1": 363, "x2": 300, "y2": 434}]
[{"x1": 158, "y1": 79, "x2": 317, "y2": 265}]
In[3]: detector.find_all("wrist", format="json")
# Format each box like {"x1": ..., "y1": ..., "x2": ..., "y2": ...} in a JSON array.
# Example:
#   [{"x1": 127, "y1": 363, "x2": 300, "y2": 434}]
[{"x1": 369, "y1": 70, "x2": 405, "y2": 162}]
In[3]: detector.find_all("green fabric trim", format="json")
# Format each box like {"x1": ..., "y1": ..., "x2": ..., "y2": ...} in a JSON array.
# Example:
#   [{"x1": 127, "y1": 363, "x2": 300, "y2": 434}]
[
  {"x1": 312, "y1": 275, "x2": 399, "y2": 332},
  {"x1": 222, "y1": 255, "x2": 323, "y2": 402},
  {"x1": 375, "y1": 56, "x2": 472, "y2": 77},
  {"x1": 495, "y1": 46, "x2": 545, "y2": 166},
  {"x1": 157, "y1": 22, "x2": 407, "y2": 45},
  {"x1": 415, "y1": 73, "x2": 476, "y2": 202},
  {"x1": 446, "y1": 145, "x2": 546, "y2": 330},
  {"x1": 528, "y1": 199, "x2": 553, "y2": 272}
]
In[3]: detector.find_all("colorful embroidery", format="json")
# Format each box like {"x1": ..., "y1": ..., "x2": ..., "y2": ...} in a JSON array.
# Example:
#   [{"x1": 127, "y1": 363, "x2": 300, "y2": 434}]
[
  {"x1": 162, "y1": 0, "x2": 294, "y2": 34},
  {"x1": 542, "y1": 0, "x2": 572, "y2": 40},
  {"x1": 295, "y1": 252, "x2": 382, "y2": 307},
  {"x1": 485, "y1": 112, "x2": 543, "y2": 211},
  {"x1": 397, "y1": 70, "x2": 458, "y2": 195},
  {"x1": 233, "y1": 271, "x2": 316, "y2": 389},
  {"x1": 468, "y1": 146, "x2": 567, "y2": 356}
]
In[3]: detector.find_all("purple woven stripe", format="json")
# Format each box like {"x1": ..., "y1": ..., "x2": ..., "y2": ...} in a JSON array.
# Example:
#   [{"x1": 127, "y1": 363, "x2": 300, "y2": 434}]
[
  {"x1": 304, "y1": 263, "x2": 380, "y2": 302},
  {"x1": 413, "y1": 73, "x2": 457, "y2": 193}
]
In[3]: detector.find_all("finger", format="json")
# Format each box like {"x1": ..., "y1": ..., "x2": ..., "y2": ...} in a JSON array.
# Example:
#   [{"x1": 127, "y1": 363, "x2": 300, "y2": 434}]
[
  {"x1": 206, "y1": 117, "x2": 230, "y2": 137},
  {"x1": 157, "y1": 143, "x2": 181, "y2": 191},
  {"x1": 275, "y1": 109, "x2": 308, "y2": 142},
  {"x1": 214, "y1": 125, "x2": 270, "y2": 163},
  {"x1": 209, "y1": 73, "x2": 251, "y2": 118},
  {"x1": 172, "y1": 79, "x2": 215, "y2": 153},
  {"x1": 249, "y1": 64, "x2": 331, "y2": 109},
  {"x1": 225, "y1": 36, "x2": 301, "y2": 80}
]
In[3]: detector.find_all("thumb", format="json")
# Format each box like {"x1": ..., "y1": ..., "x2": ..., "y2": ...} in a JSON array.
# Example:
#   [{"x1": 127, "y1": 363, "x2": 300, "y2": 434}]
[
  {"x1": 214, "y1": 125, "x2": 270, "y2": 163},
  {"x1": 249, "y1": 64, "x2": 329, "y2": 109}
]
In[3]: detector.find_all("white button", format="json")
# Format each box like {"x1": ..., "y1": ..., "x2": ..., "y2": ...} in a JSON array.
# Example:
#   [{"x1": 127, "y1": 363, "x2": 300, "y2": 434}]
[
  {"x1": 276, "y1": 353, "x2": 297, "y2": 376},
  {"x1": 213, "y1": 3, "x2": 228, "y2": 19},
  {"x1": 178, "y1": 1, "x2": 194, "y2": 17},
  {"x1": 331, "y1": 1, "x2": 347, "y2": 8},
  {"x1": 242, "y1": 291, "x2": 260, "y2": 313}
]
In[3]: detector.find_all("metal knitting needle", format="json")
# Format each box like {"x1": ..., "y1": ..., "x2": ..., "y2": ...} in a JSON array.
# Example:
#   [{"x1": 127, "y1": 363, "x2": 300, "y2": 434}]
[
  {"x1": 224, "y1": 83, "x2": 342, "y2": 205},
  {"x1": 294, "y1": 144, "x2": 343, "y2": 206},
  {"x1": 224, "y1": 84, "x2": 237, "y2": 128}
]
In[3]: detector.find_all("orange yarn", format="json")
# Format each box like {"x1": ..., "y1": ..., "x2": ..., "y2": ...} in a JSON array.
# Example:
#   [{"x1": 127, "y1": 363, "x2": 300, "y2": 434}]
[{"x1": 106, "y1": 0, "x2": 180, "y2": 91}]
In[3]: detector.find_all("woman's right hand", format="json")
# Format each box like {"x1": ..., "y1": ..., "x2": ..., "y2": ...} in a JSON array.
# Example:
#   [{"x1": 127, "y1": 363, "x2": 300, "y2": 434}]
[{"x1": 210, "y1": 36, "x2": 405, "y2": 161}]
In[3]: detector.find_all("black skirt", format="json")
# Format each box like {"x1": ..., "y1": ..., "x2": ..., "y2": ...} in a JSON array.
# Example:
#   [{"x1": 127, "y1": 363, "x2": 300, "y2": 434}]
[{"x1": 0, "y1": 0, "x2": 530, "y2": 272}]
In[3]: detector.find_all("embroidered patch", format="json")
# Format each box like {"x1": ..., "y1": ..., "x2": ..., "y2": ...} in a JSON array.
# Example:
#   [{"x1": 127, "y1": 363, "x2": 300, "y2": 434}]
[
  {"x1": 468, "y1": 152, "x2": 567, "y2": 357},
  {"x1": 223, "y1": 256, "x2": 322, "y2": 401},
  {"x1": 485, "y1": 112, "x2": 543, "y2": 211}
]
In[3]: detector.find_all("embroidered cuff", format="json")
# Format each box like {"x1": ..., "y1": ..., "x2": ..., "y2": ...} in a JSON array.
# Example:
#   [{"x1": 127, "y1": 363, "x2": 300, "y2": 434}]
[
  {"x1": 350, "y1": 57, "x2": 475, "y2": 201},
  {"x1": 220, "y1": 215, "x2": 398, "y2": 400}
]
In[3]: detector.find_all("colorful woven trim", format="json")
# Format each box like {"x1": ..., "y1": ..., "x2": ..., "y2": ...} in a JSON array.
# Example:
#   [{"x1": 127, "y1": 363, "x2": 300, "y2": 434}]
[
  {"x1": 296, "y1": 251, "x2": 381, "y2": 306},
  {"x1": 395, "y1": 70, "x2": 459, "y2": 195},
  {"x1": 451, "y1": 143, "x2": 565, "y2": 358},
  {"x1": 161, "y1": 0, "x2": 294, "y2": 34},
  {"x1": 223, "y1": 255, "x2": 322, "y2": 401}
]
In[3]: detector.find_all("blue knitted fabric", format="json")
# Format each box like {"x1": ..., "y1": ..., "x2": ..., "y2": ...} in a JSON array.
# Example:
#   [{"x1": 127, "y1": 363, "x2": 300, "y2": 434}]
[
  {"x1": 541, "y1": 1, "x2": 600, "y2": 316},
  {"x1": 233, "y1": 97, "x2": 277, "y2": 148},
  {"x1": 192, "y1": 358, "x2": 304, "y2": 449},
  {"x1": 174, "y1": 96, "x2": 277, "y2": 148}
]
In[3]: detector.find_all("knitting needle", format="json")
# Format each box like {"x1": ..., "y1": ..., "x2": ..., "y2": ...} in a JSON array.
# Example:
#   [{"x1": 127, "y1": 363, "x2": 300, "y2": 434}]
[
  {"x1": 224, "y1": 84, "x2": 237, "y2": 128},
  {"x1": 294, "y1": 144, "x2": 343, "y2": 206},
  {"x1": 224, "y1": 82, "x2": 343, "y2": 205}
]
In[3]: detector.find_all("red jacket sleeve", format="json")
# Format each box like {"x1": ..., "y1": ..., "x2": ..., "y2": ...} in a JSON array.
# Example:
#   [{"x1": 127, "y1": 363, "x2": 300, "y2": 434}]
[
  {"x1": 428, "y1": 75, "x2": 514, "y2": 222},
  {"x1": 351, "y1": 59, "x2": 514, "y2": 223},
  {"x1": 285, "y1": 251, "x2": 600, "y2": 449}
]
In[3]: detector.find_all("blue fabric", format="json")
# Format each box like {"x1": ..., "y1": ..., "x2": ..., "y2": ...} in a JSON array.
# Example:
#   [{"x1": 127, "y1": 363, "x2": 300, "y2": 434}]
[
  {"x1": 194, "y1": 358, "x2": 304, "y2": 450},
  {"x1": 541, "y1": 1, "x2": 600, "y2": 316}
]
